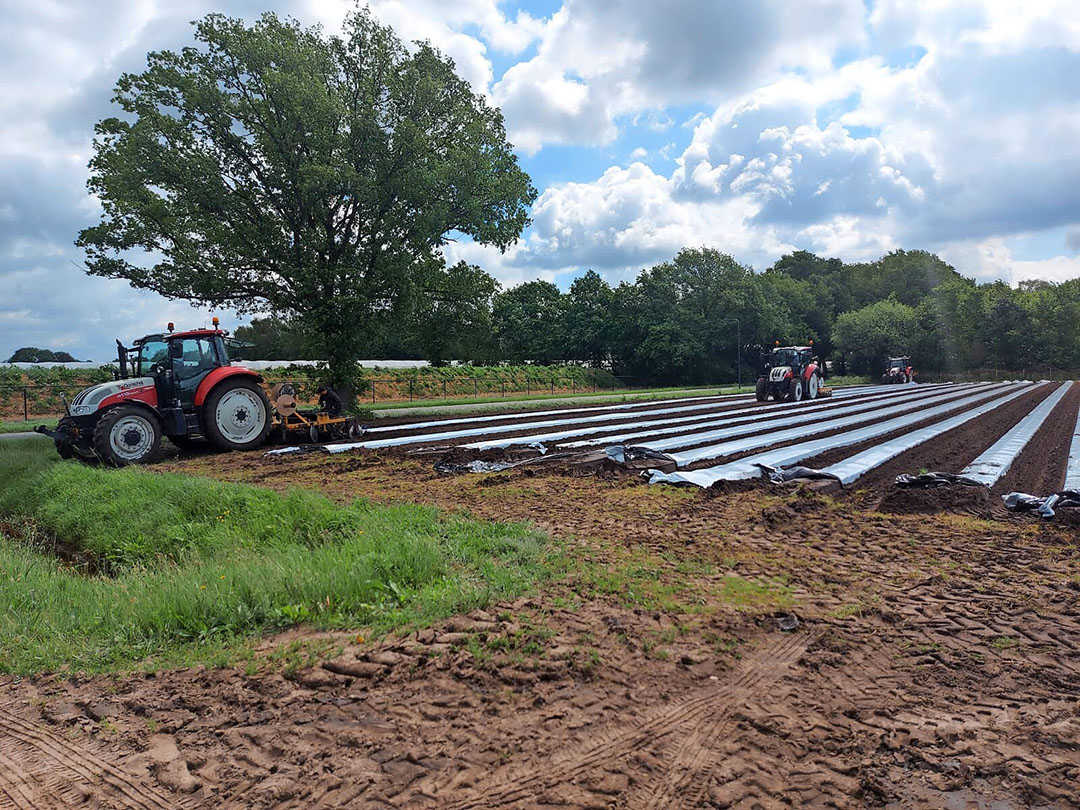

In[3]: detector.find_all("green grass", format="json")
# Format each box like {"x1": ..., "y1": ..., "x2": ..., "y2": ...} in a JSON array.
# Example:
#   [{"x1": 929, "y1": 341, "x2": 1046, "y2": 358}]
[
  {"x1": 0, "y1": 439, "x2": 551, "y2": 674},
  {"x1": 822, "y1": 375, "x2": 872, "y2": 388},
  {"x1": 0, "y1": 418, "x2": 56, "y2": 434}
]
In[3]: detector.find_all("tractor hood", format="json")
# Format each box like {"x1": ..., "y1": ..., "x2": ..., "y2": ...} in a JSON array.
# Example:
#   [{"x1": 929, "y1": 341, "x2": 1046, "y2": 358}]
[
  {"x1": 69, "y1": 377, "x2": 155, "y2": 415},
  {"x1": 768, "y1": 366, "x2": 792, "y2": 382}
]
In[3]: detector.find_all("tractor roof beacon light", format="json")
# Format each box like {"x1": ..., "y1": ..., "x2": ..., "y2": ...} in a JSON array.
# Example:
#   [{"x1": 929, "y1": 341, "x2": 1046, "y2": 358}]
[
  {"x1": 167, "y1": 322, "x2": 174, "y2": 332},
  {"x1": 212, "y1": 316, "x2": 220, "y2": 328}
]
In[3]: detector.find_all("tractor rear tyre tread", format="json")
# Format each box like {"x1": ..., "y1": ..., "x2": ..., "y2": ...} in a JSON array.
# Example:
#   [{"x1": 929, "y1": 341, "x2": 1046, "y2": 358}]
[
  {"x1": 203, "y1": 378, "x2": 272, "y2": 452},
  {"x1": 755, "y1": 378, "x2": 768, "y2": 402}
]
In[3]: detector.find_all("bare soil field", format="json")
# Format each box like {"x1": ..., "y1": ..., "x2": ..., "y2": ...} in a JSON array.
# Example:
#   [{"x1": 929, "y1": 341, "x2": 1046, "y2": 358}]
[{"x1": 3, "y1": 439, "x2": 1079, "y2": 809}]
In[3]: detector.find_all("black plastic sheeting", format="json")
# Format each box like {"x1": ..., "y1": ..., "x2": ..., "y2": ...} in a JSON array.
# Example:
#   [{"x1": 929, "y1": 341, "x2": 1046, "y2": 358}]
[
  {"x1": 433, "y1": 451, "x2": 574, "y2": 475},
  {"x1": 895, "y1": 472, "x2": 984, "y2": 488},
  {"x1": 605, "y1": 444, "x2": 675, "y2": 465},
  {"x1": 1002, "y1": 490, "x2": 1080, "y2": 518},
  {"x1": 754, "y1": 464, "x2": 842, "y2": 486}
]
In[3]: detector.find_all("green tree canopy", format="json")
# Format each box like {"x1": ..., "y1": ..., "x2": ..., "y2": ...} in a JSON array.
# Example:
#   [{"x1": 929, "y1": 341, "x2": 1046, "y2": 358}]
[
  {"x1": 6, "y1": 348, "x2": 80, "y2": 363},
  {"x1": 833, "y1": 298, "x2": 919, "y2": 374},
  {"x1": 562, "y1": 270, "x2": 613, "y2": 367},
  {"x1": 77, "y1": 9, "x2": 535, "y2": 399},
  {"x1": 492, "y1": 280, "x2": 566, "y2": 365}
]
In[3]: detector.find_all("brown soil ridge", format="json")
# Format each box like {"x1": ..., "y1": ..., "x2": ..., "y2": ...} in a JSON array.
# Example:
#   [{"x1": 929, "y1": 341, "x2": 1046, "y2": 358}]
[
  {"x1": 992, "y1": 381, "x2": 1080, "y2": 496},
  {"x1": 418, "y1": 630, "x2": 810, "y2": 810},
  {"x1": 0, "y1": 701, "x2": 195, "y2": 810}
]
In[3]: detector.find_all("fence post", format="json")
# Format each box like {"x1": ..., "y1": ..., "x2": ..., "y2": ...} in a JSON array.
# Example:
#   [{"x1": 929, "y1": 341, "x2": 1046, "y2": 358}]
[
  {"x1": 409, "y1": 379, "x2": 414, "y2": 402},
  {"x1": 24, "y1": 388, "x2": 29, "y2": 421},
  {"x1": 572, "y1": 378, "x2": 576, "y2": 394},
  {"x1": 501, "y1": 380, "x2": 505, "y2": 397},
  {"x1": 550, "y1": 380, "x2": 554, "y2": 395},
  {"x1": 371, "y1": 381, "x2": 376, "y2": 404},
  {"x1": 473, "y1": 378, "x2": 478, "y2": 397},
  {"x1": 526, "y1": 380, "x2": 530, "y2": 396},
  {"x1": 442, "y1": 380, "x2": 446, "y2": 399}
]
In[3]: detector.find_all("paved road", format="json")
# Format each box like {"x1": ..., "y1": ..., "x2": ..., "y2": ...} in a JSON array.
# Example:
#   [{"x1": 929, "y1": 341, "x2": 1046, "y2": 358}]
[{"x1": 0, "y1": 432, "x2": 47, "y2": 441}]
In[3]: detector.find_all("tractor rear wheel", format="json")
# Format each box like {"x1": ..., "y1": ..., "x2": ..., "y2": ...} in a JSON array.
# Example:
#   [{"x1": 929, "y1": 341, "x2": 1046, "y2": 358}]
[
  {"x1": 203, "y1": 378, "x2": 272, "y2": 452},
  {"x1": 93, "y1": 404, "x2": 162, "y2": 466},
  {"x1": 755, "y1": 378, "x2": 768, "y2": 402}
]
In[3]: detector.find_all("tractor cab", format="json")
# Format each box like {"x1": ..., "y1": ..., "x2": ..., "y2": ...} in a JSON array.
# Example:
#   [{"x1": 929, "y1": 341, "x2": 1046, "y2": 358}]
[
  {"x1": 767, "y1": 346, "x2": 814, "y2": 376},
  {"x1": 117, "y1": 323, "x2": 232, "y2": 412}
]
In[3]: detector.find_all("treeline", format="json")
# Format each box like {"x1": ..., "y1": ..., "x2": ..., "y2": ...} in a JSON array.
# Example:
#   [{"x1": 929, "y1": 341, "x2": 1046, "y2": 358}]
[
  {"x1": 6, "y1": 347, "x2": 80, "y2": 363},
  {"x1": 236, "y1": 248, "x2": 1080, "y2": 383}
]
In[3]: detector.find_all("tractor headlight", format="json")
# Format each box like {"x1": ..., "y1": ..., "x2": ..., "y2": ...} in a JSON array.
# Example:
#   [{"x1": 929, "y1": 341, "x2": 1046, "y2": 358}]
[{"x1": 72, "y1": 405, "x2": 92, "y2": 416}]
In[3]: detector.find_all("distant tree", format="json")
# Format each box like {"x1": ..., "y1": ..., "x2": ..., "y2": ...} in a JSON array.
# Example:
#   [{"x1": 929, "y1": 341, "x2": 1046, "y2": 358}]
[
  {"x1": 232, "y1": 317, "x2": 315, "y2": 361},
  {"x1": 404, "y1": 261, "x2": 499, "y2": 365},
  {"x1": 77, "y1": 10, "x2": 535, "y2": 403},
  {"x1": 493, "y1": 280, "x2": 566, "y2": 364},
  {"x1": 561, "y1": 270, "x2": 613, "y2": 367},
  {"x1": 6, "y1": 348, "x2": 79, "y2": 363},
  {"x1": 833, "y1": 298, "x2": 919, "y2": 374},
  {"x1": 981, "y1": 282, "x2": 1035, "y2": 370},
  {"x1": 612, "y1": 248, "x2": 796, "y2": 384}
]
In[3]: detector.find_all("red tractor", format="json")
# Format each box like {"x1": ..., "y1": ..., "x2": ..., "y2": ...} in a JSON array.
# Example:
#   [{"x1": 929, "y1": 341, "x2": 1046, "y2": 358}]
[
  {"x1": 755, "y1": 344, "x2": 826, "y2": 402},
  {"x1": 882, "y1": 356, "x2": 914, "y2": 384},
  {"x1": 36, "y1": 321, "x2": 272, "y2": 465}
]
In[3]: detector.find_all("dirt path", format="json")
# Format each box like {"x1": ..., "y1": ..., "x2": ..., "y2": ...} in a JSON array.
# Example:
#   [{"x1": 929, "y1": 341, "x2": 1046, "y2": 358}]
[{"x1": 420, "y1": 632, "x2": 810, "y2": 810}]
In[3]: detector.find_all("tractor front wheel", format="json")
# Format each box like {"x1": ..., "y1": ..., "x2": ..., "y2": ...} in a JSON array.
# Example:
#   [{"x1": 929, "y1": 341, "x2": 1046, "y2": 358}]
[
  {"x1": 755, "y1": 378, "x2": 768, "y2": 402},
  {"x1": 93, "y1": 405, "x2": 162, "y2": 466},
  {"x1": 203, "y1": 378, "x2": 272, "y2": 452},
  {"x1": 807, "y1": 373, "x2": 820, "y2": 400},
  {"x1": 788, "y1": 378, "x2": 804, "y2": 402}
]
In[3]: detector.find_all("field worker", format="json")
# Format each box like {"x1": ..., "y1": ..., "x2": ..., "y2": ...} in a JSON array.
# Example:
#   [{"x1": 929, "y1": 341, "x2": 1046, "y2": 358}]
[{"x1": 317, "y1": 385, "x2": 343, "y2": 417}]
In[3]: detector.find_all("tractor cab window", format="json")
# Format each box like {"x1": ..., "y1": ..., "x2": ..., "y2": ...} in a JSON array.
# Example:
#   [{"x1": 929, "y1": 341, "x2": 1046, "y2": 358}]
[
  {"x1": 173, "y1": 338, "x2": 219, "y2": 381},
  {"x1": 137, "y1": 340, "x2": 169, "y2": 376},
  {"x1": 889, "y1": 359, "x2": 906, "y2": 370},
  {"x1": 799, "y1": 350, "x2": 813, "y2": 366},
  {"x1": 771, "y1": 348, "x2": 797, "y2": 367}
]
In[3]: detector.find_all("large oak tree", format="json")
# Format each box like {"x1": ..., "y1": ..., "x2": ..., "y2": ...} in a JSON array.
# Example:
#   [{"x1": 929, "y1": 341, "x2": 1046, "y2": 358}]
[{"x1": 78, "y1": 9, "x2": 535, "y2": 400}]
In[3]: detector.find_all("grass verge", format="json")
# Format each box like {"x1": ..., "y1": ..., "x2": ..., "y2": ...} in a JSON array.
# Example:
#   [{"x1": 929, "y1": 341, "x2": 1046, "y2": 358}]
[{"x1": 0, "y1": 439, "x2": 551, "y2": 674}]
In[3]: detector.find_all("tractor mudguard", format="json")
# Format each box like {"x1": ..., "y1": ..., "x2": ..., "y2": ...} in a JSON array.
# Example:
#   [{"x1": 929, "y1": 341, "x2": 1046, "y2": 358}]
[{"x1": 194, "y1": 366, "x2": 263, "y2": 406}]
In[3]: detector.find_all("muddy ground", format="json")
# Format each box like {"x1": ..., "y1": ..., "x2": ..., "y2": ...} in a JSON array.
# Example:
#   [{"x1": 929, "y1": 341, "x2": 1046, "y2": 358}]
[{"x1": 3, "y1": 431, "x2": 1080, "y2": 809}]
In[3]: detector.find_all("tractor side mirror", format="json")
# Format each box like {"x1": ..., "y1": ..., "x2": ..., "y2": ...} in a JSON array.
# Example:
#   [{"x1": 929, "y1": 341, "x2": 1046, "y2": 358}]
[{"x1": 169, "y1": 342, "x2": 184, "y2": 359}]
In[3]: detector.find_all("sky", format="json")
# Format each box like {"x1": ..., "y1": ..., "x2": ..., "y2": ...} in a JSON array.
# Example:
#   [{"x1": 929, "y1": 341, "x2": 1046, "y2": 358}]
[{"x1": 2, "y1": 0, "x2": 1080, "y2": 361}]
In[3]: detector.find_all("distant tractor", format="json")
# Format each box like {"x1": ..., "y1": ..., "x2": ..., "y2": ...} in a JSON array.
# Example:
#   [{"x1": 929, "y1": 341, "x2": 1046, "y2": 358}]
[
  {"x1": 37, "y1": 320, "x2": 272, "y2": 465},
  {"x1": 756, "y1": 344, "x2": 826, "y2": 402},
  {"x1": 883, "y1": 356, "x2": 914, "y2": 384}
]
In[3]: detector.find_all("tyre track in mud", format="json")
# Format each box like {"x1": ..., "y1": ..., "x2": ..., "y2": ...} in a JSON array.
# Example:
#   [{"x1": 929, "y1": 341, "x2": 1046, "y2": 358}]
[
  {"x1": 414, "y1": 631, "x2": 810, "y2": 810},
  {"x1": 0, "y1": 704, "x2": 191, "y2": 810}
]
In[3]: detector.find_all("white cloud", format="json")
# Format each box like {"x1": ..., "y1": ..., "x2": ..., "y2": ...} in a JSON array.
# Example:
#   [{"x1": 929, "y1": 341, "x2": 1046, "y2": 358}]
[
  {"x1": 4, "y1": 0, "x2": 1080, "y2": 359},
  {"x1": 492, "y1": 0, "x2": 866, "y2": 152},
  {"x1": 940, "y1": 238, "x2": 1080, "y2": 285}
]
